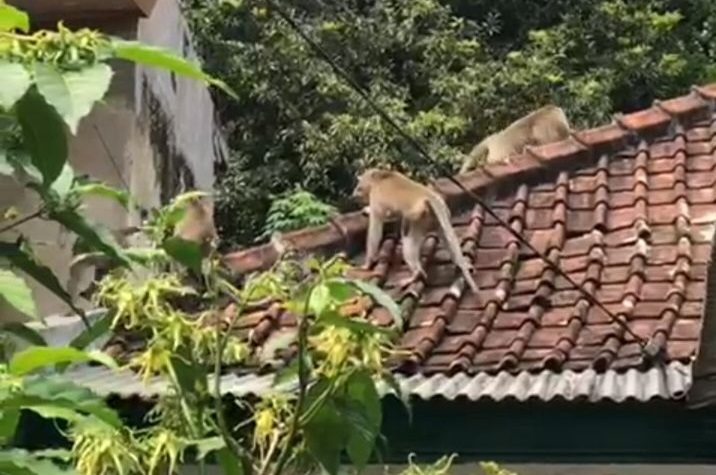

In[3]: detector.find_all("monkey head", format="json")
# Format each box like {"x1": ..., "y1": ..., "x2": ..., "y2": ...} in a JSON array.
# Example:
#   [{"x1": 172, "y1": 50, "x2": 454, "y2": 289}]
[{"x1": 352, "y1": 168, "x2": 393, "y2": 203}]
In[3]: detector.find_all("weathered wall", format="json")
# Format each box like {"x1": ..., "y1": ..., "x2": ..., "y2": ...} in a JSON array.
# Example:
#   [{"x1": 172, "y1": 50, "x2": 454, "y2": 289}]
[
  {"x1": 0, "y1": 0, "x2": 227, "y2": 320},
  {"x1": 135, "y1": 0, "x2": 228, "y2": 196}
]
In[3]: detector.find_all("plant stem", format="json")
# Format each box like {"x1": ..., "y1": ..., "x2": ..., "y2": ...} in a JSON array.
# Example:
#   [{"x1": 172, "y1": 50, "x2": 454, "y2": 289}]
[
  {"x1": 0, "y1": 208, "x2": 43, "y2": 234},
  {"x1": 271, "y1": 285, "x2": 313, "y2": 475},
  {"x1": 212, "y1": 270, "x2": 256, "y2": 474}
]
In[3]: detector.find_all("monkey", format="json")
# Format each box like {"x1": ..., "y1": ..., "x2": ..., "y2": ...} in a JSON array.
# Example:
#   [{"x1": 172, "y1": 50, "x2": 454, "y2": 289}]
[
  {"x1": 352, "y1": 168, "x2": 479, "y2": 294},
  {"x1": 459, "y1": 105, "x2": 571, "y2": 174},
  {"x1": 173, "y1": 198, "x2": 218, "y2": 254},
  {"x1": 67, "y1": 198, "x2": 218, "y2": 305}
]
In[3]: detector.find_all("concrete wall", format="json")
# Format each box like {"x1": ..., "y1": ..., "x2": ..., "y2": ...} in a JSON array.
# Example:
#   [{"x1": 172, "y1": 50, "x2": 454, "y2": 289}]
[{"x1": 0, "y1": 0, "x2": 227, "y2": 320}]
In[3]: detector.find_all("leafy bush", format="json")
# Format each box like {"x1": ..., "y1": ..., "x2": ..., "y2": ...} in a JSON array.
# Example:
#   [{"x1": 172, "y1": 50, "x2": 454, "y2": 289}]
[
  {"x1": 260, "y1": 187, "x2": 338, "y2": 241},
  {"x1": 0, "y1": 4, "x2": 526, "y2": 475},
  {"x1": 185, "y1": 0, "x2": 716, "y2": 249}
]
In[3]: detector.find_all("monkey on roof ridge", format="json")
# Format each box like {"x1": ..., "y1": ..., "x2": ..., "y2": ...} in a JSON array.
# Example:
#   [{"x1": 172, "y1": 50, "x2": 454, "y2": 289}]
[{"x1": 460, "y1": 104, "x2": 571, "y2": 173}]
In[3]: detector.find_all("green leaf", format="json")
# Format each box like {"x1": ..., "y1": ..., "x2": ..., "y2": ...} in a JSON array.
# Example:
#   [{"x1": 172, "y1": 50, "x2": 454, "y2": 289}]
[
  {"x1": 16, "y1": 88, "x2": 68, "y2": 186},
  {"x1": 0, "y1": 409, "x2": 20, "y2": 444},
  {"x1": 0, "y1": 2, "x2": 29, "y2": 32},
  {"x1": 33, "y1": 63, "x2": 114, "y2": 134},
  {"x1": 346, "y1": 279, "x2": 403, "y2": 329},
  {"x1": 0, "y1": 60, "x2": 31, "y2": 110},
  {"x1": 70, "y1": 311, "x2": 113, "y2": 350},
  {"x1": 111, "y1": 39, "x2": 238, "y2": 99},
  {"x1": 21, "y1": 374, "x2": 122, "y2": 428},
  {"x1": 344, "y1": 370, "x2": 382, "y2": 471},
  {"x1": 0, "y1": 449, "x2": 77, "y2": 475},
  {"x1": 74, "y1": 183, "x2": 130, "y2": 209},
  {"x1": 50, "y1": 163, "x2": 74, "y2": 197},
  {"x1": 24, "y1": 404, "x2": 86, "y2": 423},
  {"x1": 8, "y1": 346, "x2": 118, "y2": 376},
  {"x1": 0, "y1": 322, "x2": 47, "y2": 346},
  {"x1": 48, "y1": 210, "x2": 129, "y2": 268},
  {"x1": 0, "y1": 242, "x2": 77, "y2": 315},
  {"x1": 215, "y1": 447, "x2": 244, "y2": 475},
  {"x1": 0, "y1": 269, "x2": 37, "y2": 319},
  {"x1": 304, "y1": 396, "x2": 349, "y2": 475},
  {"x1": 325, "y1": 279, "x2": 358, "y2": 302},
  {"x1": 162, "y1": 236, "x2": 203, "y2": 273},
  {"x1": 32, "y1": 449, "x2": 72, "y2": 462},
  {"x1": 6, "y1": 149, "x2": 43, "y2": 183},
  {"x1": 308, "y1": 282, "x2": 331, "y2": 316},
  {"x1": 194, "y1": 436, "x2": 226, "y2": 460}
]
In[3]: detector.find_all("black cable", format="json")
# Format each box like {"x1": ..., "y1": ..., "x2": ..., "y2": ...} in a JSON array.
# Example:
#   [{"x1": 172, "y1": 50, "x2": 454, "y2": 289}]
[
  {"x1": 263, "y1": 0, "x2": 654, "y2": 351},
  {"x1": 93, "y1": 124, "x2": 131, "y2": 192}
]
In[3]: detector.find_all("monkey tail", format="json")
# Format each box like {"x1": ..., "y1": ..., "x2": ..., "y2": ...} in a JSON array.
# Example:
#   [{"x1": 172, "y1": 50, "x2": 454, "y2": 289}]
[{"x1": 426, "y1": 194, "x2": 480, "y2": 294}]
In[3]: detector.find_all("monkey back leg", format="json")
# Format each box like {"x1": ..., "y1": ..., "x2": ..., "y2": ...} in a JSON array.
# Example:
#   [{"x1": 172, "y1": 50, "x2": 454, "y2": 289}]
[{"x1": 398, "y1": 218, "x2": 428, "y2": 289}]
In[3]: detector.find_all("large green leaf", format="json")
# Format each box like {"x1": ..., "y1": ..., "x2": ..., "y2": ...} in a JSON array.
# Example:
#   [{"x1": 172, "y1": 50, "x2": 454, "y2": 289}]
[
  {"x1": 110, "y1": 39, "x2": 237, "y2": 99},
  {"x1": 74, "y1": 183, "x2": 130, "y2": 209},
  {"x1": 50, "y1": 163, "x2": 74, "y2": 198},
  {"x1": 308, "y1": 282, "x2": 331, "y2": 316},
  {"x1": 15, "y1": 89, "x2": 68, "y2": 186},
  {"x1": 215, "y1": 447, "x2": 244, "y2": 475},
  {"x1": 48, "y1": 209, "x2": 129, "y2": 268},
  {"x1": 8, "y1": 346, "x2": 118, "y2": 376},
  {"x1": 20, "y1": 374, "x2": 122, "y2": 428},
  {"x1": 346, "y1": 279, "x2": 403, "y2": 330},
  {"x1": 0, "y1": 60, "x2": 31, "y2": 110},
  {"x1": 304, "y1": 396, "x2": 349, "y2": 475},
  {"x1": 70, "y1": 311, "x2": 113, "y2": 350},
  {"x1": 0, "y1": 269, "x2": 37, "y2": 319},
  {"x1": 0, "y1": 449, "x2": 77, "y2": 475},
  {"x1": 344, "y1": 370, "x2": 382, "y2": 471},
  {"x1": 0, "y1": 2, "x2": 29, "y2": 32},
  {"x1": 162, "y1": 236, "x2": 203, "y2": 273},
  {"x1": 23, "y1": 404, "x2": 86, "y2": 423},
  {"x1": 0, "y1": 323, "x2": 46, "y2": 346},
  {"x1": 0, "y1": 409, "x2": 20, "y2": 444},
  {"x1": 33, "y1": 63, "x2": 114, "y2": 134},
  {"x1": 0, "y1": 241, "x2": 77, "y2": 314}
]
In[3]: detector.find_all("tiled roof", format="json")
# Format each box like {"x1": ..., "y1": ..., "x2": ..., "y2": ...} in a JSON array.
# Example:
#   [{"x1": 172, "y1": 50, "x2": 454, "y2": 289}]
[{"x1": 103, "y1": 84, "x2": 716, "y2": 400}]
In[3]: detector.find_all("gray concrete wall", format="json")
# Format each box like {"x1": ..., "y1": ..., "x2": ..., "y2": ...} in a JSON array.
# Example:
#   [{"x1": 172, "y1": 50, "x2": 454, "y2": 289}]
[{"x1": 0, "y1": 0, "x2": 227, "y2": 320}]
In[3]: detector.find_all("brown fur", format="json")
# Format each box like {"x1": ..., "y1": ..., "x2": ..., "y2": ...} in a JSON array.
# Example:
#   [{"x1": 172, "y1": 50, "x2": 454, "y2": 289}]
[
  {"x1": 460, "y1": 105, "x2": 570, "y2": 173},
  {"x1": 352, "y1": 168, "x2": 478, "y2": 294}
]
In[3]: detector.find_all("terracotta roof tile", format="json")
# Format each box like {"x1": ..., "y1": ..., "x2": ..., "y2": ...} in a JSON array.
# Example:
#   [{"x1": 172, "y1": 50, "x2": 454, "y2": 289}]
[{"x1": 107, "y1": 85, "x2": 716, "y2": 378}]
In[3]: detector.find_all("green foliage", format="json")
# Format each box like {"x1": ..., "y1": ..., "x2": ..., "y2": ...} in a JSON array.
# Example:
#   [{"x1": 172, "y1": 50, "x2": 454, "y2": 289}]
[
  {"x1": 260, "y1": 187, "x2": 338, "y2": 241},
  {"x1": 184, "y1": 0, "x2": 716, "y2": 248},
  {"x1": 0, "y1": 5, "x2": 512, "y2": 475},
  {"x1": 0, "y1": 269, "x2": 36, "y2": 319}
]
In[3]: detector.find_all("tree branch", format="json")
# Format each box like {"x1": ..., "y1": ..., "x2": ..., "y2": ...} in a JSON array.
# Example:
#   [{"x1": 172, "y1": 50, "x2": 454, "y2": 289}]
[{"x1": 0, "y1": 208, "x2": 43, "y2": 235}]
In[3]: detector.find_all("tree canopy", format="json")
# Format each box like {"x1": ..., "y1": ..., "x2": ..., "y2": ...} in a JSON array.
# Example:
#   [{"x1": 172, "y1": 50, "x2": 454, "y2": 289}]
[{"x1": 184, "y1": 0, "x2": 716, "y2": 248}]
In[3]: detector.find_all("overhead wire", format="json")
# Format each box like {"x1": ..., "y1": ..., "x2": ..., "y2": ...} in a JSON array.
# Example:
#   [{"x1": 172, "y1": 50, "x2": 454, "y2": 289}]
[{"x1": 262, "y1": 0, "x2": 662, "y2": 357}]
